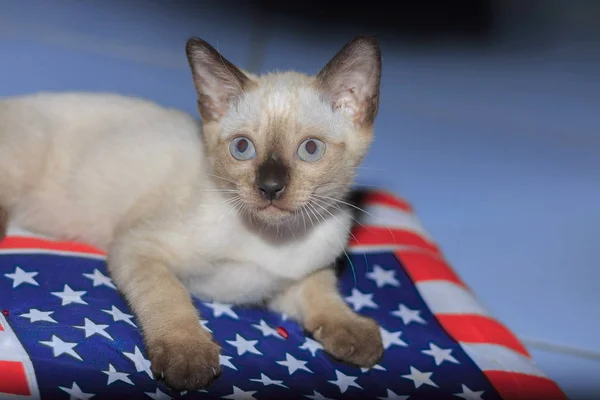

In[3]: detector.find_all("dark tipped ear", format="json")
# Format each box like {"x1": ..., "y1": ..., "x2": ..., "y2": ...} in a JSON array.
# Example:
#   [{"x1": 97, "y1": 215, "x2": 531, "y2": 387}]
[
  {"x1": 186, "y1": 37, "x2": 254, "y2": 122},
  {"x1": 317, "y1": 36, "x2": 382, "y2": 128}
]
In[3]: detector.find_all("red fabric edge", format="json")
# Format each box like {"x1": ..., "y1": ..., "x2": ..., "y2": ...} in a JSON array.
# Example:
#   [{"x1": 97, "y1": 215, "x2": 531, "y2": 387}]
[
  {"x1": 485, "y1": 371, "x2": 568, "y2": 400},
  {"x1": 0, "y1": 360, "x2": 31, "y2": 396},
  {"x1": 436, "y1": 314, "x2": 531, "y2": 357},
  {"x1": 395, "y1": 250, "x2": 467, "y2": 288},
  {"x1": 0, "y1": 236, "x2": 105, "y2": 256}
]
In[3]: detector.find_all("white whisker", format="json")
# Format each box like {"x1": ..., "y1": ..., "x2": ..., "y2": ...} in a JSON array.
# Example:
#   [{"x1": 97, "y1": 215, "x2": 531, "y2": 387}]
[
  {"x1": 198, "y1": 189, "x2": 239, "y2": 193},
  {"x1": 310, "y1": 197, "x2": 358, "y2": 243},
  {"x1": 300, "y1": 205, "x2": 308, "y2": 235},
  {"x1": 201, "y1": 172, "x2": 238, "y2": 186},
  {"x1": 312, "y1": 194, "x2": 373, "y2": 217},
  {"x1": 310, "y1": 196, "x2": 372, "y2": 270},
  {"x1": 307, "y1": 200, "x2": 357, "y2": 285}
]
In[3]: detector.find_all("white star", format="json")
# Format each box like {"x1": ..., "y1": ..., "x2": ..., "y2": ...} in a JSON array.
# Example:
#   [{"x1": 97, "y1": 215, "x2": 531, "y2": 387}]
[
  {"x1": 454, "y1": 384, "x2": 485, "y2": 400},
  {"x1": 250, "y1": 373, "x2": 287, "y2": 388},
  {"x1": 380, "y1": 327, "x2": 408, "y2": 349},
  {"x1": 20, "y1": 308, "x2": 57, "y2": 323},
  {"x1": 305, "y1": 391, "x2": 335, "y2": 400},
  {"x1": 58, "y1": 382, "x2": 94, "y2": 400},
  {"x1": 422, "y1": 343, "x2": 459, "y2": 366},
  {"x1": 226, "y1": 334, "x2": 262, "y2": 356},
  {"x1": 402, "y1": 366, "x2": 438, "y2": 388},
  {"x1": 277, "y1": 353, "x2": 313, "y2": 375},
  {"x1": 344, "y1": 288, "x2": 378, "y2": 311},
  {"x1": 74, "y1": 318, "x2": 113, "y2": 340},
  {"x1": 252, "y1": 319, "x2": 283, "y2": 339},
  {"x1": 51, "y1": 285, "x2": 88, "y2": 306},
  {"x1": 123, "y1": 346, "x2": 152, "y2": 378},
  {"x1": 102, "y1": 364, "x2": 133, "y2": 385},
  {"x1": 391, "y1": 304, "x2": 426, "y2": 325},
  {"x1": 205, "y1": 301, "x2": 238, "y2": 319},
  {"x1": 222, "y1": 386, "x2": 257, "y2": 400},
  {"x1": 328, "y1": 370, "x2": 362, "y2": 393},
  {"x1": 40, "y1": 335, "x2": 83, "y2": 361},
  {"x1": 361, "y1": 364, "x2": 387, "y2": 373},
  {"x1": 220, "y1": 355, "x2": 237, "y2": 370},
  {"x1": 200, "y1": 319, "x2": 212, "y2": 332},
  {"x1": 102, "y1": 305, "x2": 136, "y2": 327},
  {"x1": 145, "y1": 388, "x2": 172, "y2": 400},
  {"x1": 299, "y1": 337, "x2": 323, "y2": 357},
  {"x1": 4, "y1": 266, "x2": 39, "y2": 288},
  {"x1": 366, "y1": 264, "x2": 400, "y2": 288},
  {"x1": 83, "y1": 269, "x2": 116, "y2": 289},
  {"x1": 378, "y1": 389, "x2": 409, "y2": 400}
]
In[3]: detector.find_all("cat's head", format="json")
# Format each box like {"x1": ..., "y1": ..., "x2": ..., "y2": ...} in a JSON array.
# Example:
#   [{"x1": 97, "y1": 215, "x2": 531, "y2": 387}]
[{"x1": 186, "y1": 36, "x2": 382, "y2": 227}]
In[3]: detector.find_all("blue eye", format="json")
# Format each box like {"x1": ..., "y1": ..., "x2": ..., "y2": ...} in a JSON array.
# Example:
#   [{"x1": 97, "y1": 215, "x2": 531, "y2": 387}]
[
  {"x1": 298, "y1": 139, "x2": 326, "y2": 162},
  {"x1": 229, "y1": 137, "x2": 256, "y2": 161}
]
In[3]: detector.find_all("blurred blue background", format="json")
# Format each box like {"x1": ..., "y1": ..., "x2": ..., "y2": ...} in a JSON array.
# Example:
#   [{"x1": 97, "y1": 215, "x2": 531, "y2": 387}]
[{"x1": 1, "y1": 0, "x2": 599, "y2": 396}]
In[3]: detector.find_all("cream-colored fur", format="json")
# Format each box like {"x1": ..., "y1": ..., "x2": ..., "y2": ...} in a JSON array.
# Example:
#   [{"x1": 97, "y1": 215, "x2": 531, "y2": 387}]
[
  {"x1": 0, "y1": 92, "x2": 347, "y2": 302},
  {"x1": 0, "y1": 36, "x2": 383, "y2": 391}
]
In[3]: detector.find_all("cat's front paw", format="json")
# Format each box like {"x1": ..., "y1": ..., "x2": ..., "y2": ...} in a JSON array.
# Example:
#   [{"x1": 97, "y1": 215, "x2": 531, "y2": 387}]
[
  {"x1": 312, "y1": 314, "x2": 384, "y2": 368},
  {"x1": 147, "y1": 328, "x2": 221, "y2": 391}
]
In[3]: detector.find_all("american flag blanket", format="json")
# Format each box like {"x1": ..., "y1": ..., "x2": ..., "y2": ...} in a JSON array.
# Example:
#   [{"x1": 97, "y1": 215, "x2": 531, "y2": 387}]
[{"x1": 0, "y1": 190, "x2": 565, "y2": 400}]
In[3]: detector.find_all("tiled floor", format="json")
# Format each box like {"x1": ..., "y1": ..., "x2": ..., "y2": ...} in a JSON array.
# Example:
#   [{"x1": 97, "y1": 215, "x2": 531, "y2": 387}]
[{"x1": 1, "y1": 1, "x2": 599, "y2": 396}]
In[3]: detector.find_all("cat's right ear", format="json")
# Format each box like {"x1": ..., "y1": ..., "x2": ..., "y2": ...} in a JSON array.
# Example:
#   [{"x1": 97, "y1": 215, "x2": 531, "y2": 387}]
[{"x1": 186, "y1": 38, "x2": 254, "y2": 122}]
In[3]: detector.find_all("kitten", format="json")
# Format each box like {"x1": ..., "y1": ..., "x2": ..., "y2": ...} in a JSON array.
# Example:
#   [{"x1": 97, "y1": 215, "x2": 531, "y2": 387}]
[{"x1": 0, "y1": 36, "x2": 383, "y2": 390}]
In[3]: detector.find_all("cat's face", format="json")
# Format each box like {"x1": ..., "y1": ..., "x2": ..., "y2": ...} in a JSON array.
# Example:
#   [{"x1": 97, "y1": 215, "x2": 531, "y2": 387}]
[{"x1": 186, "y1": 37, "x2": 381, "y2": 226}]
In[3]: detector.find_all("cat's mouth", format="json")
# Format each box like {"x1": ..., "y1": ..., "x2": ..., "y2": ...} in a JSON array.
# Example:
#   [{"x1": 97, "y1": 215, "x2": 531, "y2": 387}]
[
  {"x1": 252, "y1": 200, "x2": 296, "y2": 225},
  {"x1": 258, "y1": 202, "x2": 289, "y2": 213}
]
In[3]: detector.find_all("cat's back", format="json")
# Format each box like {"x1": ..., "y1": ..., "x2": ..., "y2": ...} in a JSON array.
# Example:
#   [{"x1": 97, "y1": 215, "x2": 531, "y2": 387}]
[
  {"x1": 0, "y1": 92, "x2": 205, "y2": 248},
  {"x1": 0, "y1": 91, "x2": 203, "y2": 189},
  {"x1": 0, "y1": 91, "x2": 197, "y2": 139}
]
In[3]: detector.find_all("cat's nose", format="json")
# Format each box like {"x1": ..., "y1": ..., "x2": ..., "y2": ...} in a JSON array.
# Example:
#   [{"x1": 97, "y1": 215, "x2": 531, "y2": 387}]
[
  {"x1": 259, "y1": 179, "x2": 285, "y2": 201},
  {"x1": 257, "y1": 154, "x2": 289, "y2": 201}
]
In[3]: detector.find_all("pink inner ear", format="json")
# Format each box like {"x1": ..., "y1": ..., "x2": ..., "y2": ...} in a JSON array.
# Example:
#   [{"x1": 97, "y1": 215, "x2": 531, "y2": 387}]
[
  {"x1": 323, "y1": 57, "x2": 380, "y2": 127},
  {"x1": 198, "y1": 94, "x2": 227, "y2": 121}
]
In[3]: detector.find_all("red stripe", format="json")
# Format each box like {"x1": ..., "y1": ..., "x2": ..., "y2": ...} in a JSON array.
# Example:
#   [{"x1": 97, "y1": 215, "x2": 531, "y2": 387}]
[
  {"x1": 0, "y1": 236, "x2": 105, "y2": 256},
  {"x1": 362, "y1": 190, "x2": 413, "y2": 212},
  {"x1": 0, "y1": 360, "x2": 30, "y2": 395},
  {"x1": 485, "y1": 371, "x2": 567, "y2": 400},
  {"x1": 437, "y1": 314, "x2": 531, "y2": 357},
  {"x1": 395, "y1": 251, "x2": 466, "y2": 287},
  {"x1": 0, "y1": 321, "x2": 4, "y2": 331},
  {"x1": 350, "y1": 226, "x2": 440, "y2": 254}
]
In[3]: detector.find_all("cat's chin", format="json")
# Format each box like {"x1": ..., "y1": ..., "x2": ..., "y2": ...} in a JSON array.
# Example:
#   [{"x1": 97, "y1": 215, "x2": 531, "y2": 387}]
[{"x1": 251, "y1": 203, "x2": 295, "y2": 226}]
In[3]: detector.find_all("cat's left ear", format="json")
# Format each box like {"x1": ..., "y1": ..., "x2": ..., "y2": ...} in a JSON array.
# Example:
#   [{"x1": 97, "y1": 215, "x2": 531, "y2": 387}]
[
  {"x1": 186, "y1": 37, "x2": 255, "y2": 122},
  {"x1": 316, "y1": 36, "x2": 382, "y2": 128}
]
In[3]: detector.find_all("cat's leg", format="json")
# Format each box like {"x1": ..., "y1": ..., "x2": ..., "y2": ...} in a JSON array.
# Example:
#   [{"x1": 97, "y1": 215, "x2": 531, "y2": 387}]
[
  {"x1": 107, "y1": 233, "x2": 221, "y2": 391},
  {"x1": 270, "y1": 267, "x2": 383, "y2": 367},
  {"x1": 0, "y1": 206, "x2": 8, "y2": 241}
]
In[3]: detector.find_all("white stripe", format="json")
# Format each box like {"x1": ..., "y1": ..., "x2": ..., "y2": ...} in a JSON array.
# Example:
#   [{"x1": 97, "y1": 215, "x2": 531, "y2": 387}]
[
  {"x1": 0, "y1": 314, "x2": 40, "y2": 398},
  {"x1": 347, "y1": 244, "x2": 442, "y2": 259},
  {"x1": 417, "y1": 280, "x2": 490, "y2": 316},
  {"x1": 362, "y1": 204, "x2": 435, "y2": 242},
  {"x1": 0, "y1": 248, "x2": 105, "y2": 260},
  {"x1": 3, "y1": 226, "x2": 105, "y2": 259},
  {"x1": 461, "y1": 342, "x2": 546, "y2": 378}
]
